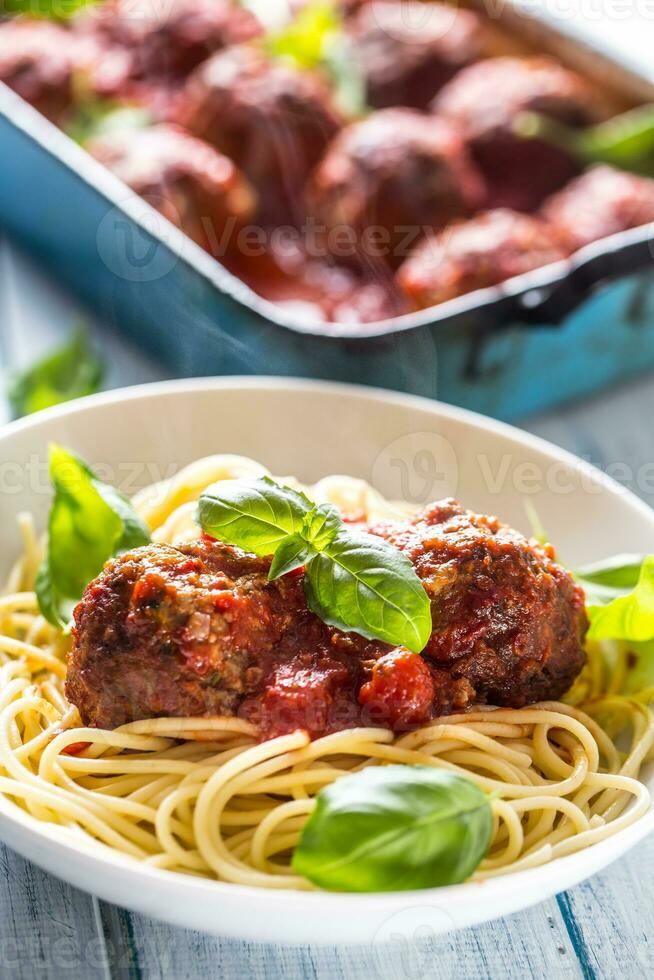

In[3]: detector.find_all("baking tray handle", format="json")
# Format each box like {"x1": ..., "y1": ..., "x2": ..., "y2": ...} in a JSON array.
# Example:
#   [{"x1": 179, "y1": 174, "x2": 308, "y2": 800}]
[{"x1": 514, "y1": 233, "x2": 654, "y2": 326}]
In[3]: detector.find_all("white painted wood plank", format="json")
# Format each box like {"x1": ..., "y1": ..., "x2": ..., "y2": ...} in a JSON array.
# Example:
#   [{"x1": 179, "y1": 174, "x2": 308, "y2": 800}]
[
  {"x1": 527, "y1": 385, "x2": 654, "y2": 980},
  {"x1": 0, "y1": 844, "x2": 111, "y2": 980},
  {"x1": 553, "y1": 836, "x2": 654, "y2": 980},
  {"x1": 120, "y1": 899, "x2": 581, "y2": 980}
]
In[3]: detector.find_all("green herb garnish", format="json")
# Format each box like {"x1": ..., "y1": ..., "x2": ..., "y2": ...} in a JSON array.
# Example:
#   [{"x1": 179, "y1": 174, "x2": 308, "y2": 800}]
[
  {"x1": 292, "y1": 766, "x2": 492, "y2": 891},
  {"x1": 7, "y1": 327, "x2": 104, "y2": 419},
  {"x1": 265, "y1": 1, "x2": 367, "y2": 118},
  {"x1": 2, "y1": 0, "x2": 98, "y2": 19},
  {"x1": 576, "y1": 554, "x2": 654, "y2": 642},
  {"x1": 37, "y1": 445, "x2": 151, "y2": 629},
  {"x1": 197, "y1": 476, "x2": 432, "y2": 651},
  {"x1": 515, "y1": 105, "x2": 654, "y2": 178}
]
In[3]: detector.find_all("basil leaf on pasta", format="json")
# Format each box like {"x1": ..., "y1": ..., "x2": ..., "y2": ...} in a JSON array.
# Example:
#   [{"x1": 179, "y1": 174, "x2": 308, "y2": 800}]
[
  {"x1": 37, "y1": 444, "x2": 150, "y2": 629},
  {"x1": 575, "y1": 554, "x2": 645, "y2": 606},
  {"x1": 304, "y1": 531, "x2": 432, "y2": 653},
  {"x1": 198, "y1": 476, "x2": 313, "y2": 556},
  {"x1": 292, "y1": 766, "x2": 492, "y2": 891},
  {"x1": 585, "y1": 555, "x2": 654, "y2": 643}
]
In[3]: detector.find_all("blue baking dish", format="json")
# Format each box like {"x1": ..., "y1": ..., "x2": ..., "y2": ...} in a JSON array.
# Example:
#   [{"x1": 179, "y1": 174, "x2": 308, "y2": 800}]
[{"x1": 1, "y1": 9, "x2": 654, "y2": 421}]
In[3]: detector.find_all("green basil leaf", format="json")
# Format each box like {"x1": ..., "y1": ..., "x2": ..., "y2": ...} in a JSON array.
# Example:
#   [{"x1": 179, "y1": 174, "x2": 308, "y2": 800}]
[
  {"x1": 7, "y1": 327, "x2": 104, "y2": 419},
  {"x1": 292, "y1": 765, "x2": 492, "y2": 892},
  {"x1": 577, "y1": 104, "x2": 654, "y2": 176},
  {"x1": 268, "y1": 533, "x2": 317, "y2": 581},
  {"x1": 304, "y1": 530, "x2": 431, "y2": 652},
  {"x1": 198, "y1": 476, "x2": 313, "y2": 556},
  {"x1": 576, "y1": 554, "x2": 645, "y2": 593},
  {"x1": 586, "y1": 555, "x2": 654, "y2": 642},
  {"x1": 37, "y1": 444, "x2": 150, "y2": 629},
  {"x1": 514, "y1": 107, "x2": 654, "y2": 178},
  {"x1": 301, "y1": 502, "x2": 341, "y2": 550},
  {"x1": 621, "y1": 638, "x2": 654, "y2": 694},
  {"x1": 199, "y1": 476, "x2": 431, "y2": 650}
]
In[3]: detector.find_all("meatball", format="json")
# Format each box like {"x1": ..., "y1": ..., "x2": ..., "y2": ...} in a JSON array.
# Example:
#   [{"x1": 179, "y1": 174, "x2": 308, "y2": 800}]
[
  {"x1": 397, "y1": 209, "x2": 568, "y2": 309},
  {"x1": 434, "y1": 56, "x2": 607, "y2": 211},
  {"x1": 369, "y1": 499, "x2": 587, "y2": 708},
  {"x1": 79, "y1": 0, "x2": 262, "y2": 79},
  {"x1": 178, "y1": 45, "x2": 342, "y2": 222},
  {"x1": 307, "y1": 108, "x2": 484, "y2": 270},
  {"x1": 349, "y1": 1, "x2": 482, "y2": 109},
  {"x1": 0, "y1": 21, "x2": 79, "y2": 123},
  {"x1": 68, "y1": 501, "x2": 586, "y2": 737},
  {"x1": 542, "y1": 165, "x2": 654, "y2": 252},
  {"x1": 88, "y1": 124, "x2": 256, "y2": 255}
]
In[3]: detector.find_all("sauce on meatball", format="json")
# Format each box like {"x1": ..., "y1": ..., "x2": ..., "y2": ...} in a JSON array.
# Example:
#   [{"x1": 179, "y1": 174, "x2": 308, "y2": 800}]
[{"x1": 67, "y1": 500, "x2": 587, "y2": 740}]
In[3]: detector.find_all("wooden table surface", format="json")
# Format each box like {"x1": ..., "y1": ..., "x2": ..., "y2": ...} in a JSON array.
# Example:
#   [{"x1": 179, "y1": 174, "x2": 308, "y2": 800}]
[{"x1": 1, "y1": 241, "x2": 653, "y2": 980}]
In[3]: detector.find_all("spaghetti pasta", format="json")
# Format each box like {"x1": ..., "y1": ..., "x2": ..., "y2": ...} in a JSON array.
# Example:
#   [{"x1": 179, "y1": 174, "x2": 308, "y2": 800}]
[{"x1": 0, "y1": 455, "x2": 652, "y2": 889}]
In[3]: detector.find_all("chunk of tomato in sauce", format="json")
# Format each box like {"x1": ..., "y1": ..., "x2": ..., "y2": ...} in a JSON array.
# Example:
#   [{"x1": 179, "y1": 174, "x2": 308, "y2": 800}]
[{"x1": 358, "y1": 649, "x2": 434, "y2": 730}]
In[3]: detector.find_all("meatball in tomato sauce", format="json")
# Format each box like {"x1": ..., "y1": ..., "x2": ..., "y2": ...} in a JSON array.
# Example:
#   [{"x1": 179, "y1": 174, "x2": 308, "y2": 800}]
[
  {"x1": 307, "y1": 109, "x2": 484, "y2": 270},
  {"x1": 178, "y1": 45, "x2": 342, "y2": 222},
  {"x1": 434, "y1": 56, "x2": 607, "y2": 212},
  {"x1": 80, "y1": 0, "x2": 262, "y2": 80},
  {"x1": 350, "y1": 1, "x2": 482, "y2": 109},
  {"x1": 542, "y1": 165, "x2": 654, "y2": 252},
  {"x1": 67, "y1": 501, "x2": 587, "y2": 740},
  {"x1": 397, "y1": 209, "x2": 567, "y2": 309},
  {"x1": 89, "y1": 124, "x2": 256, "y2": 255},
  {"x1": 0, "y1": 21, "x2": 80, "y2": 123}
]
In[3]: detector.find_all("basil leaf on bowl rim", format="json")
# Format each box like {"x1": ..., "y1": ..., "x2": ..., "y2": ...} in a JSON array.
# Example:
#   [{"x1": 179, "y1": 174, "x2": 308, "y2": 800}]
[
  {"x1": 292, "y1": 765, "x2": 493, "y2": 892},
  {"x1": 37, "y1": 444, "x2": 150, "y2": 630}
]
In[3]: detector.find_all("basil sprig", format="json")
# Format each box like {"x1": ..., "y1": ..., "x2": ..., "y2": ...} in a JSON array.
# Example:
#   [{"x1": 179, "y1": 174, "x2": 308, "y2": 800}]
[
  {"x1": 37, "y1": 444, "x2": 150, "y2": 630},
  {"x1": 198, "y1": 477, "x2": 432, "y2": 652},
  {"x1": 292, "y1": 766, "x2": 492, "y2": 891}
]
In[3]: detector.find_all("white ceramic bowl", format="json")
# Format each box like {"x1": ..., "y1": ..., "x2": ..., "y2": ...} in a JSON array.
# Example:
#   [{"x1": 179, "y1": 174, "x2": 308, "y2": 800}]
[{"x1": 0, "y1": 377, "x2": 652, "y2": 944}]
